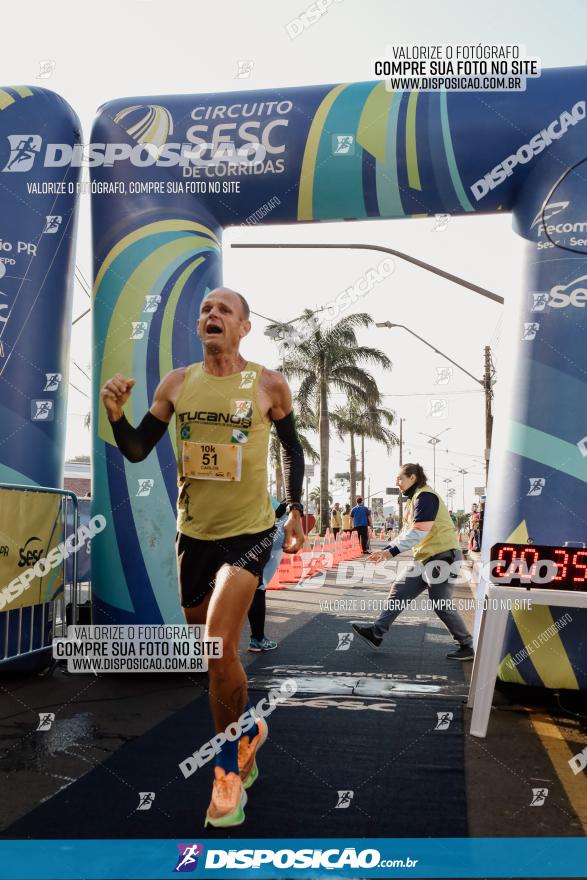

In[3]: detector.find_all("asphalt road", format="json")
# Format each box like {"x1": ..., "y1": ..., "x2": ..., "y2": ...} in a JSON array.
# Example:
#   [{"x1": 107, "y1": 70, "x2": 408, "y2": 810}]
[{"x1": 1, "y1": 541, "x2": 586, "y2": 849}]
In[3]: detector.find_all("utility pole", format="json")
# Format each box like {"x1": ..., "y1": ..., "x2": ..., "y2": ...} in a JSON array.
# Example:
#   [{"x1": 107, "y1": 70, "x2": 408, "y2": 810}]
[
  {"x1": 419, "y1": 428, "x2": 452, "y2": 490},
  {"x1": 361, "y1": 435, "x2": 365, "y2": 499},
  {"x1": 430, "y1": 439, "x2": 439, "y2": 489},
  {"x1": 457, "y1": 467, "x2": 468, "y2": 511},
  {"x1": 398, "y1": 417, "x2": 404, "y2": 525},
  {"x1": 484, "y1": 345, "x2": 494, "y2": 483},
  {"x1": 376, "y1": 323, "x2": 495, "y2": 489}
]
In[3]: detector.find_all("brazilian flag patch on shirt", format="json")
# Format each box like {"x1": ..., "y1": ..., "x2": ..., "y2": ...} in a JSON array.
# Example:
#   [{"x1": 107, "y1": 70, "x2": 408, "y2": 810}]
[
  {"x1": 231, "y1": 428, "x2": 249, "y2": 444},
  {"x1": 180, "y1": 424, "x2": 191, "y2": 440}
]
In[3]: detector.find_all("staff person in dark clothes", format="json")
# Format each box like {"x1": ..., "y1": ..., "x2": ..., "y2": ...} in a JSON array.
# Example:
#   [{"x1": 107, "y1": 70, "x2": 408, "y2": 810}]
[{"x1": 351, "y1": 496, "x2": 372, "y2": 554}]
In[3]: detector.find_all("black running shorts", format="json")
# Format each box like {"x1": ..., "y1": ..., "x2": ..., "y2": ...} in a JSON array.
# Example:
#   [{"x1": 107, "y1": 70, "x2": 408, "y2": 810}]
[{"x1": 176, "y1": 526, "x2": 277, "y2": 608}]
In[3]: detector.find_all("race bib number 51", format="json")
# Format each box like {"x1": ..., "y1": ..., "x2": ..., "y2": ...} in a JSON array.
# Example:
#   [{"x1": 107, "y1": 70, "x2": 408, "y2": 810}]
[{"x1": 182, "y1": 442, "x2": 242, "y2": 481}]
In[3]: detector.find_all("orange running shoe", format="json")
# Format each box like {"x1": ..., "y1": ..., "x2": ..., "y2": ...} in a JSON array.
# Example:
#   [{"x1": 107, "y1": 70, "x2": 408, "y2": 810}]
[
  {"x1": 204, "y1": 766, "x2": 247, "y2": 828},
  {"x1": 238, "y1": 715, "x2": 268, "y2": 790}
]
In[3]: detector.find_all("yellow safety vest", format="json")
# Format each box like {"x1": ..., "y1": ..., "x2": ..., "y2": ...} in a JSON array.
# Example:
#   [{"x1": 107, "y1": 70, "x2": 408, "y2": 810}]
[
  {"x1": 174, "y1": 361, "x2": 274, "y2": 540},
  {"x1": 406, "y1": 484, "x2": 460, "y2": 562}
]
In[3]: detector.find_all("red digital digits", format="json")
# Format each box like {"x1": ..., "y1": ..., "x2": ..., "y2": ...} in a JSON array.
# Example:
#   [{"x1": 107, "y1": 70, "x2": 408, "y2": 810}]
[
  {"x1": 492, "y1": 543, "x2": 587, "y2": 588},
  {"x1": 572, "y1": 550, "x2": 587, "y2": 584},
  {"x1": 523, "y1": 547, "x2": 539, "y2": 579},
  {"x1": 553, "y1": 548, "x2": 569, "y2": 582},
  {"x1": 494, "y1": 545, "x2": 515, "y2": 578},
  {"x1": 494, "y1": 545, "x2": 537, "y2": 581}
]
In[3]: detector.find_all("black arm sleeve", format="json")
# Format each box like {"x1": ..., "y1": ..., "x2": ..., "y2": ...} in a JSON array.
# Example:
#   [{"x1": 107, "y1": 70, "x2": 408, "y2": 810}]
[
  {"x1": 273, "y1": 411, "x2": 305, "y2": 504},
  {"x1": 110, "y1": 412, "x2": 169, "y2": 463}
]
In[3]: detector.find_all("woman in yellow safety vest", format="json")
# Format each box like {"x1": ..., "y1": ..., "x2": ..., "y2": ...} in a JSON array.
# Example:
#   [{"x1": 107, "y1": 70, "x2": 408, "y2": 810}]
[
  {"x1": 330, "y1": 503, "x2": 342, "y2": 538},
  {"x1": 351, "y1": 463, "x2": 474, "y2": 661},
  {"x1": 342, "y1": 504, "x2": 352, "y2": 534}
]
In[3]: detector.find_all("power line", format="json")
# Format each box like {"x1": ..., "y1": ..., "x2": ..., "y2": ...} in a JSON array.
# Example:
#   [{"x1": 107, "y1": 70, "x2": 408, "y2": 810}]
[
  {"x1": 325, "y1": 389, "x2": 484, "y2": 398},
  {"x1": 490, "y1": 313, "x2": 504, "y2": 350},
  {"x1": 76, "y1": 265, "x2": 91, "y2": 289},
  {"x1": 69, "y1": 381, "x2": 88, "y2": 398},
  {"x1": 382, "y1": 390, "x2": 483, "y2": 398},
  {"x1": 73, "y1": 361, "x2": 91, "y2": 382},
  {"x1": 75, "y1": 266, "x2": 91, "y2": 299},
  {"x1": 72, "y1": 308, "x2": 90, "y2": 325},
  {"x1": 403, "y1": 437, "x2": 484, "y2": 456}
]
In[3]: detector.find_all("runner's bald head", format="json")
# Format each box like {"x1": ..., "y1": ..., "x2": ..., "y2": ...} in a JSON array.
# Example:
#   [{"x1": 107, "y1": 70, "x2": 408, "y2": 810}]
[{"x1": 204, "y1": 287, "x2": 250, "y2": 320}]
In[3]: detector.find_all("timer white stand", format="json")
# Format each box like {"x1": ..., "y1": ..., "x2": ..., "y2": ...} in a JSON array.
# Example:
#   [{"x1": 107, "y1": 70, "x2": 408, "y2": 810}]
[{"x1": 468, "y1": 584, "x2": 587, "y2": 738}]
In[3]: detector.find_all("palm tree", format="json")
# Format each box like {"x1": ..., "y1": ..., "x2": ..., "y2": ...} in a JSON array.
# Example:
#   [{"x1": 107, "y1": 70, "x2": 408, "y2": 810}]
[
  {"x1": 277, "y1": 311, "x2": 392, "y2": 534},
  {"x1": 358, "y1": 404, "x2": 398, "y2": 499},
  {"x1": 332, "y1": 405, "x2": 360, "y2": 506},
  {"x1": 333, "y1": 470, "x2": 364, "y2": 498},
  {"x1": 332, "y1": 402, "x2": 398, "y2": 505},
  {"x1": 309, "y1": 485, "x2": 332, "y2": 515}
]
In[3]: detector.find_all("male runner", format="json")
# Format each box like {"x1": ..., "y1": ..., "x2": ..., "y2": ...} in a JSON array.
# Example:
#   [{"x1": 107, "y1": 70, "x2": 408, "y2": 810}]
[{"x1": 100, "y1": 287, "x2": 305, "y2": 827}]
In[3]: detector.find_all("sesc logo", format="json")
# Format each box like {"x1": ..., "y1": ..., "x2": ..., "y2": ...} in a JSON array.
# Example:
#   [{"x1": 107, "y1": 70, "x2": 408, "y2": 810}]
[
  {"x1": 548, "y1": 275, "x2": 587, "y2": 309},
  {"x1": 18, "y1": 536, "x2": 44, "y2": 568},
  {"x1": 113, "y1": 104, "x2": 173, "y2": 149}
]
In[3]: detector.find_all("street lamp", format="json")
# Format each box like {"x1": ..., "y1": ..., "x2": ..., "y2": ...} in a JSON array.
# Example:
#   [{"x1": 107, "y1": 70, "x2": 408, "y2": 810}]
[
  {"x1": 455, "y1": 467, "x2": 469, "y2": 511},
  {"x1": 448, "y1": 487, "x2": 456, "y2": 513},
  {"x1": 232, "y1": 242, "x2": 504, "y2": 305},
  {"x1": 375, "y1": 321, "x2": 494, "y2": 481},
  {"x1": 262, "y1": 306, "x2": 328, "y2": 363},
  {"x1": 419, "y1": 428, "x2": 452, "y2": 489},
  {"x1": 442, "y1": 477, "x2": 452, "y2": 507}
]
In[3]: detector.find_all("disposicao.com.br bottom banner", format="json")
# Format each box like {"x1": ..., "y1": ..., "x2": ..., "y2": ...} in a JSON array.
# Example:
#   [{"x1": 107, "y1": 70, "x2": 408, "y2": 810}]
[{"x1": 1, "y1": 838, "x2": 586, "y2": 879}]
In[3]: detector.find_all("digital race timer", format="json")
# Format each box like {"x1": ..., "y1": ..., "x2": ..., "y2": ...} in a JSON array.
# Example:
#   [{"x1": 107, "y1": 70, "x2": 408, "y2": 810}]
[{"x1": 491, "y1": 543, "x2": 587, "y2": 590}]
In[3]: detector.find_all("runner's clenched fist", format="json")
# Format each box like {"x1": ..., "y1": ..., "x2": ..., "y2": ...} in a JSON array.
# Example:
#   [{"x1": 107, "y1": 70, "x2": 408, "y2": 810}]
[{"x1": 100, "y1": 373, "x2": 136, "y2": 422}]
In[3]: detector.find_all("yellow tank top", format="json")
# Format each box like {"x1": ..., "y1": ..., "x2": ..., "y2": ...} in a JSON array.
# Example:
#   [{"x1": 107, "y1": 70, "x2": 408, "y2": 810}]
[
  {"x1": 406, "y1": 484, "x2": 460, "y2": 562},
  {"x1": 174, "y1": 361, "x2": 274, "y2": 540}
]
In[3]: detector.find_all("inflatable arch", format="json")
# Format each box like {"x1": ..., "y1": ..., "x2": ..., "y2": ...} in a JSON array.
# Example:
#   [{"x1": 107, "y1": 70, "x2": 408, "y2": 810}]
[
  {"x1": 91, "y1": 68, "x2": 587, "y2": 688},
  {"x1": 0, "y1": 87, "x2": 80, "y2": 487}
]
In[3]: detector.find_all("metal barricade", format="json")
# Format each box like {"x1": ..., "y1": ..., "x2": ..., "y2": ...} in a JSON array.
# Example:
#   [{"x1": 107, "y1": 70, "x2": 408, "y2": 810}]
[{"x1": 0, "y1": 484, "x2": 81, "y2": 672}]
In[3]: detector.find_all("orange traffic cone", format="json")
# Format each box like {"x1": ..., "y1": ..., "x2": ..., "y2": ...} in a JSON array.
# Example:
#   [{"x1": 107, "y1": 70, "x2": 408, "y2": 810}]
[
  {"x1": 266, "y1": 563, "x2": 283, "y2": 590},
  {"x1": 279, "y1": 551, "x2": 304, "y2": 584}
]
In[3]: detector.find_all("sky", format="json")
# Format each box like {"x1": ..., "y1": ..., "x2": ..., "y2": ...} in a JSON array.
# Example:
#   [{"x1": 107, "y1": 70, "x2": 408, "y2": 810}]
[{"x1": 4, "y1": 0, "x2": 587, "y2": 511}]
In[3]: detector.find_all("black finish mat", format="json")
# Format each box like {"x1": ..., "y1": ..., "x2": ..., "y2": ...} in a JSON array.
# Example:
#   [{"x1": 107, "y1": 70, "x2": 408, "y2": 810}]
[
  {"x1": 4, "y1": 592, "x2": 469, "y2": 840},
  {"x1": 6, "y1": 685, "x2": 467, "y2": 840}
]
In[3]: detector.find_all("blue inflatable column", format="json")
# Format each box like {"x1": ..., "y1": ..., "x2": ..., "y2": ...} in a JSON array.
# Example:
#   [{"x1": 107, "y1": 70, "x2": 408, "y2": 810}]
[
  {"x1": 90, "y1": 108, "x2": 222, "y2": 624},
  {"x1": 0, "y1": 87, "x2": 80, "y2": 487},
  {"x1": 480, "y1": 139, "x2": 587, "y2": 688}
]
